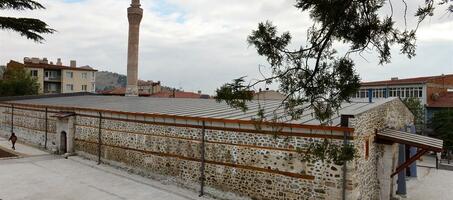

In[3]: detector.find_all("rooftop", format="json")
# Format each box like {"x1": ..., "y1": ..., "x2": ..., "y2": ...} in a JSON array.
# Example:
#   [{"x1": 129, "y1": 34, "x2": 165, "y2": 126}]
[
  {"x1": 8, "y1": 60, "x2": 98, "y2": 72},
  {"x1": 5, "y1": 95, "x2": 396, "y2": 126},
  {"x1": 361, "y1": 74, "x2": 453, "y2": 87}
]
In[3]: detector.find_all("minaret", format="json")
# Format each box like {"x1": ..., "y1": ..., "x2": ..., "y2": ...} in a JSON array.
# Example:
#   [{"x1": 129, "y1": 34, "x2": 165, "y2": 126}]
[{"x1": 125, "y1": 0, "x2": 143, "y2": 96}]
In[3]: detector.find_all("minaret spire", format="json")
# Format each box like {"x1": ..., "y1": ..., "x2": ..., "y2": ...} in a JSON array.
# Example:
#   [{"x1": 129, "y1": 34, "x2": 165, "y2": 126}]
[{"x1": 125, "y1": 0, "x2": 143, "y2": 96}]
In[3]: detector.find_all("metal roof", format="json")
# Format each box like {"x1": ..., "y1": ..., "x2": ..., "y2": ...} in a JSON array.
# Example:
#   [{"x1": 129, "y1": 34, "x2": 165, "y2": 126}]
[
  {"x1": 6, "y1": 96, "x2": 396, "y2": 126},
  {"x1": 377, "y1": 129, "x2": 443, "y2": 151}
]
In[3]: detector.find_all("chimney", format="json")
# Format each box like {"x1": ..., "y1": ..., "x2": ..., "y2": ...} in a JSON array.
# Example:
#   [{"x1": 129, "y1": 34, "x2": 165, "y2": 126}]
[
  {"x1": 41, "y1": 58, "x2": 48, "y2": 64},
  {"x1": 31, "y1": 57, "x2": 40, "y2": 64},
  {"x1": 391, "y1": 77, "x2": 398, "y2": 81},
  {"x1": 56, "y1": 58, "x2": 62, "y2": 66},
  {"x1": 70, "y1": 60, "x2": 77, "y2": 68}
]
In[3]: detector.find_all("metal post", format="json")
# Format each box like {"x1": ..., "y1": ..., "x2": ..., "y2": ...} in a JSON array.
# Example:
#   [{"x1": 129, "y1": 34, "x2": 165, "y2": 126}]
[
  {"x1": 10, "y1": 105, "x2": 14, "y2": 133},
  {"x1": 45, "y1": 107, "x2": 48, "y2": 149},
  {"x1": 98, "y1": 112, "x2": 102, "y2": 165},
  {"x1": 199, "y1": 121, "x2": 206, "y2": 197},
  {"x1": 397, "y1": 144, "x2": 407, "y2": 195},
  {"x1": 409, "y1": 125, "x2": 417, "y2": 177},
  {"x1": 340, "y1": 115, "x2": 353, "y2": 200},
  {"x1": 342, "y1": 130, "x2": 348, "y2": 200}
]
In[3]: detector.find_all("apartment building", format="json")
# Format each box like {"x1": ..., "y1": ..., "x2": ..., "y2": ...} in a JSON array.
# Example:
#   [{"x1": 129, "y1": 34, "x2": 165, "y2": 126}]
[{"x1": 6, "y1": 57, "x2": 97, "y2": 94}]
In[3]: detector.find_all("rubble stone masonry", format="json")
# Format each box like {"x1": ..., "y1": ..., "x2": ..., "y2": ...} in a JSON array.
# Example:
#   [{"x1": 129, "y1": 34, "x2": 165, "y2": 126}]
[{"x1": 0, "y1": 98, "x2": 413, "y2": 200}]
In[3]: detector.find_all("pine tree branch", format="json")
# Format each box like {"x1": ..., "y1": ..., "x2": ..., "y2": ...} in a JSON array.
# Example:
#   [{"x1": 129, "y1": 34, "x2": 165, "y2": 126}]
[
  {"x1": 0, "y1": 0, "x2": 44, "y2": 10},
  {"x1": 0, "y1": 17, "x2": 55, "y2": 42}
]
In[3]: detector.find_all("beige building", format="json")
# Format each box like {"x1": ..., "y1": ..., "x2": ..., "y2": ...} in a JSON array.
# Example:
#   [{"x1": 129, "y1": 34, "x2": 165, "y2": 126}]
[
  {"x1": 7, "y1": 57, "x2": 97, "y2": 94},
  {"x1": 137, "y1": 80, "x2": 161, "y2": 95}
]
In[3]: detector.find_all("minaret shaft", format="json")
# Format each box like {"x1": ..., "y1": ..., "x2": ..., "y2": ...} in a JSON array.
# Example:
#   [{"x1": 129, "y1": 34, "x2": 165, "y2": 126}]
[{"x1": 126, "y1": 0, "x2": 143, "y2": 96}]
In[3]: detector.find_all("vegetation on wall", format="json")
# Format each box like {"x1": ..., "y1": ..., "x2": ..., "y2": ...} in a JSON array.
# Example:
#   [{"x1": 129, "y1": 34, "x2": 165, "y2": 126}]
[
  {"x1": 0, "y1": 0, "x2": 55, "y2": 42},
  {"x1": 0, "y1": 66, "x2": 40, "y2": 96}
]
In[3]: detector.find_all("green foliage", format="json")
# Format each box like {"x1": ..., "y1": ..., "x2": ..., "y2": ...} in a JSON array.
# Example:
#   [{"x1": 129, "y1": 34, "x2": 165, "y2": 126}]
[
  {"x1": 0, "y1": 0, "x2": 55, "y2": 42},
  {"x1": 215, "y1": 77, "x2": 254, "y2": 112},
  {"x1": 430, "y1": 109, "x2": 453, "y2": 150},
  {"x1": 216, "y1": 0, "x2": 450, "y2": 123},
  {"x1": 402, "y1": 97, "x2": 425, "y2": 132},
  {"x1": 0, "y1": 66, "x2": 39, "y2": 96},
  {"x1": 299, "y1": 139, "x2": 356, "y2": 166}
]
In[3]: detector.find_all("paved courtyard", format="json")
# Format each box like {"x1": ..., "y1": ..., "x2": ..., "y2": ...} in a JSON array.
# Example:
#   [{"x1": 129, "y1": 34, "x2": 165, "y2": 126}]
[
  {"x1": 407, "y1": 156, "x2": 453, "y2": 200},
  {"x1": 0, "y1": 155, "x2": 213, "y2": 200},
  {"x1": 0, "y1": 137, "x2": 211, "y2": 200}
]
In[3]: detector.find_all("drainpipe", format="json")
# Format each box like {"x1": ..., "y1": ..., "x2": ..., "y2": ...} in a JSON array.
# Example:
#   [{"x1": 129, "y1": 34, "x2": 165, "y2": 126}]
[
  {"x1": 199, "y1": 121, "x2": 206, "y2": 197},
  {"x1": 98, "y1": 112, "x2": 102, "y2": 165},
  {"x1": 341, "y1": 115, "x2": 354, "y2": 200}
]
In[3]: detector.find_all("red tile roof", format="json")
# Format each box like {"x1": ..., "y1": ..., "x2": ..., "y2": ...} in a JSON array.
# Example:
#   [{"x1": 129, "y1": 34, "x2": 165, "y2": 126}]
[
  {"x1": 428, "y1": 92, "x2": 453, "y2": 108},
  {"x1": 361, "y1": 74, "x2": 453, "y2": 86}
]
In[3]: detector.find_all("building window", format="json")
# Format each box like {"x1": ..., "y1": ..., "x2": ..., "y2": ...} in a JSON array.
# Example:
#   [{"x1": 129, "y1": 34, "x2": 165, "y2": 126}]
[
  {"x1": 82, "y1": 73, "x2": 87, "y2": 79},
  {"x1": 91, "y1": 83, "x2": 95, "y2": 92},
  {"x1": 30, "y1": 70, "x2": 38, "y2": 77},
  {"x1": 66, "y1": 84, "x2": 73, "y2": 91},
  {"x1": 66, "y1": 72, "x2": 73, "y2": 79},
  {"x1": 82, "y1": 85, "x2": 87, "y2": 91}
]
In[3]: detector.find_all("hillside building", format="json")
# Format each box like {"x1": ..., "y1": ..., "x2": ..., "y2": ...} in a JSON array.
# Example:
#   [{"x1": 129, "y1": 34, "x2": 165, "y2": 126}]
[{"x1": 6, "y1": 58, "x2": 97, "y2": 94}]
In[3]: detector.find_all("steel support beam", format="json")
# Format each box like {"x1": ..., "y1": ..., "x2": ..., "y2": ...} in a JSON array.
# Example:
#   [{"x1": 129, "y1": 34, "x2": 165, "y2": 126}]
[{"x1": 392, "y1": 149, "x2": 428, "y2": 177}]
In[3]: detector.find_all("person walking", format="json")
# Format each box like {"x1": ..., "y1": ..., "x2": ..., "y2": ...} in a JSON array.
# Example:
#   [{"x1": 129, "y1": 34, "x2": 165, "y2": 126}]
[{"x1": 8, "y1": 132, "x2": 17, "y2": 150}]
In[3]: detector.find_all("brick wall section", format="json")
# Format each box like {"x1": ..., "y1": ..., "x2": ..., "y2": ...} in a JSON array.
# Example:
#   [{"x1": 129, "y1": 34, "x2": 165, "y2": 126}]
[{"x1": 349, "y1": 99, "x2": 413, "y2": 199}]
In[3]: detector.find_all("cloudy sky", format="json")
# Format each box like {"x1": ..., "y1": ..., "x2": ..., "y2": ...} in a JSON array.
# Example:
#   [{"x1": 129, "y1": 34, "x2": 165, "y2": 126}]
[{"x1": 0, "y1": 0, "x2": 452, "y2": 94}]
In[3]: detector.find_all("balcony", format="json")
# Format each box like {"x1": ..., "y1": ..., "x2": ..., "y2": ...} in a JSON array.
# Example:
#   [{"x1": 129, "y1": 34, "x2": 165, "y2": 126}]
[{"x1": 44, "y1": 76, "x2": 61, "y2": 82}]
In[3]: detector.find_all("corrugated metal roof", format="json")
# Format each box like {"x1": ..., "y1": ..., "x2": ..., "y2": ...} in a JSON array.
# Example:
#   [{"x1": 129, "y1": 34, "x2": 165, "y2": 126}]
[
  {"x1": 377, "y1": 129, "x2": 443, "y2": 151},
  {"x1": 7, "y1": 96, "x2": 396, "y2": 126}
]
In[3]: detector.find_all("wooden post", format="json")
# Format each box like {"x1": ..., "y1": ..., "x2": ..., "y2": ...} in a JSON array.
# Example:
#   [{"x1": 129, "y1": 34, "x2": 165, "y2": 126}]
[
  {"x1": 98, "y1": 112, "x2": 102, "y2": 165},
  {"x1": 199, "y1": 121, "x2": 206, "y2": 197}
]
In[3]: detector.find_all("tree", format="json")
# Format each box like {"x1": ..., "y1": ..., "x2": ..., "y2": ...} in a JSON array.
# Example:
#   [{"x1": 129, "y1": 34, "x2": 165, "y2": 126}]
[
  {"x1": 402, "y1": 97, "x2": 425, "y2": 133},
  {"x1": 216, "y1": 0, "x2": 452, "y2": 123},
  {"x1": 430, "y1": 109, "x2": 453, "y2": 161},
  {"x1": 0, "y1": 66, "x2": 40, "y2": 96},
  {"x1": 0, "y1": 0, "x2": 55, "y2": 42}
]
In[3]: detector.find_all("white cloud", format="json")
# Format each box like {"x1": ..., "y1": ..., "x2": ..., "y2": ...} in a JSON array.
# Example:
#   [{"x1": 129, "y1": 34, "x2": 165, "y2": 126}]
[{"x1": 0, "y1": 0, "x2": 452, "y2": 94}]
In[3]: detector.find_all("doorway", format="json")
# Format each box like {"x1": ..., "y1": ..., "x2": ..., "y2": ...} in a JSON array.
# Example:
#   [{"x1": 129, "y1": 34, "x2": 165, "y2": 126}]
[{"x1": 60, "y1": 131, "x2": 67, "y2": 154}]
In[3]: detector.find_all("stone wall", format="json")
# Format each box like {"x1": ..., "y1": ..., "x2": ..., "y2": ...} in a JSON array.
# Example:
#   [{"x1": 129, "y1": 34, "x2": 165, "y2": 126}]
[
  {"x1": 73, "y1": 114, "x2": 348, "y2": 200},
  {"x1": 0, "y1": 98, "x2": 413, "y2": 200},
  {"x1": 0, "y1": 105, "x2": 58, "y2": 151},
  {"x1": 349, "y1": 99, "x2": 413, "y2": 200}
]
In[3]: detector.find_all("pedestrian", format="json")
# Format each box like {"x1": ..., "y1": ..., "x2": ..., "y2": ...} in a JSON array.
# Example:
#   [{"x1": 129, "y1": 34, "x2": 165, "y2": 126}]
[{"x1": 8, "y1": 132, "x2": 17, "y2": 150}]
